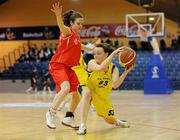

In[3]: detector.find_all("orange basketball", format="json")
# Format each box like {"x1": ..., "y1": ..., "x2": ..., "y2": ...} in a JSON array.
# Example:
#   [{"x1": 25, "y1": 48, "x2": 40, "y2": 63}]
[{"x1": 118, "y1": 46, "x2": 136, "y2": 69}]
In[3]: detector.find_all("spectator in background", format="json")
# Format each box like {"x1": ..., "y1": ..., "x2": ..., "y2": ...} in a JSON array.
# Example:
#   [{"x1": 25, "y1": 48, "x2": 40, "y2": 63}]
[
  {"x1": 160, "y1": 39, "x2": 166, "y2": 52},
  {"x1": 38, "y1": 49, "x2": 45, "y2": 61},
  {"x1": 25, "y1": 53, "x2": 30, "y2": 62},
  {"x1": 34, "y1": 49, "x2": 40, "y2": 62},
  {"x1": 42, "y1": 71, "x2": 53, "y2": 94},
  {"x1": 114, "y1": 39, "x2": 119, "y2": 49},
  {"x1": 177, "y1": 34, "x2": 180, "y2": 50},
  {"x1": 129, "y1": 40, "x2": 137, "y2": 51},
  {"x1": 140, "y1": 40, "x2": 149, "y2": 51},
  {"x1": 50, "y1": 43, "x2": 57, "y2": 56},
  {"x1": 17, "y1": 52, "x2": 26, "y2": 63},
  {"x1": 26, "y1": 67, "x2": 38, "y2": 94},
  {"x1": 105, "y1": 38, "x2": 113, "y2": 46},
  {"x1": 171, "y1": 36, "x2": 178, "y2": 51}
]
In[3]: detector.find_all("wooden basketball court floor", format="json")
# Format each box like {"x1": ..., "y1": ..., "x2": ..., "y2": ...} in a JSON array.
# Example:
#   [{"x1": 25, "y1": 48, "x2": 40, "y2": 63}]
[{"x1": 0, "y1": 91, "x2": 180, "y2": 140}]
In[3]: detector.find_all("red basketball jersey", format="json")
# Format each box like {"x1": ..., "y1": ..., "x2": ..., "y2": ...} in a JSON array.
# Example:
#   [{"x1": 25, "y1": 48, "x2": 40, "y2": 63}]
[{"x1": 50, "y1": 31, "x2": 81, "y2": 67}]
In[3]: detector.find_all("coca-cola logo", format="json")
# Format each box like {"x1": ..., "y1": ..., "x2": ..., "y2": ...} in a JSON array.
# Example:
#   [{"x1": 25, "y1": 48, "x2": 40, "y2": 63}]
[
  {"x1": 79, "y1": 24, "x2": 139, "y2": 38},
  {"x1": 80, "y1": 26, "x2": 101, "y2": 38},
  {"x1": 101, "y1": 25, "x2": 110, "y2": 34},
  {"x1": 128, "y1": 25, "x2": 138, "y2": 35},
  {"x1": 115, "y1": 24, "x2": 138, "y2": 37},
  {"x1": 101, "y1": 25, "x2": 110, "y2": 37},
  {"x1": 114, "y1": 25, "x2": 126, "y2": 36}
]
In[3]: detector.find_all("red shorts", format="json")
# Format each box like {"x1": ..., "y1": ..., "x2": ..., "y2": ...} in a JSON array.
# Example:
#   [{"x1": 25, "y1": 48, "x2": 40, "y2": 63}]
[{"x1": 49, "y1": 63, "x2": 79, "y2": 93}]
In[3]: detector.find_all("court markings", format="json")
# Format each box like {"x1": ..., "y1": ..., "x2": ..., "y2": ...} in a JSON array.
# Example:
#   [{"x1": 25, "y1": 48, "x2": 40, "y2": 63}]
[
  {"x1": 134, "y1": 123, "x2": 180, "y2": 132},
  {"x1": 0, "y1": 102, "x2": 180, "y2": 132},
  {"x1": 0, "y1": 102, "x2": 50, "y2": 108},
  {"x1": 0, "y1": 102, "x2": 177, "y2": 108}
]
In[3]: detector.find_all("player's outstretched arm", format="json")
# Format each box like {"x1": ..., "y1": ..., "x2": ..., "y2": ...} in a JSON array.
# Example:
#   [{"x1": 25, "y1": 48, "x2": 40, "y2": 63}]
[
  {"x1": 150, "y1": 37, "x2": 160, "y2": 54},
  {"x1": 51, "y1": 2, "x2": 71, "y2": 36}
]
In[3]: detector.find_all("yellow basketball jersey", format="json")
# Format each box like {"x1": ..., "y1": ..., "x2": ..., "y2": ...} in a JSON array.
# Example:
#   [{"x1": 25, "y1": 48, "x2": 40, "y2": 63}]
[
  {"x1": 72, "y1": 53, "x2": 88, "y2": 85},
  {"x1": 87, "y1": 60, "x2": 115, "y2": 100},
  {"x1": 87, "y1": 59, "x2": 116, "y2": 119}
]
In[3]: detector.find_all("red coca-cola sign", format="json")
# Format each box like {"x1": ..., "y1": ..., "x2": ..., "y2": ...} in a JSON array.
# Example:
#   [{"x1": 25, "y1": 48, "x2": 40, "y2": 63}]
[{"x1": 79, "y1": 24, "x2": 138, "y2": 38}]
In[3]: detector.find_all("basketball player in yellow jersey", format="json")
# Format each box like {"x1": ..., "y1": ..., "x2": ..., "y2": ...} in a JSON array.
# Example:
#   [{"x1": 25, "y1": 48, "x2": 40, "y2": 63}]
[{"x1": 77, "y1": 43, "x2": 134, "y2": 135}]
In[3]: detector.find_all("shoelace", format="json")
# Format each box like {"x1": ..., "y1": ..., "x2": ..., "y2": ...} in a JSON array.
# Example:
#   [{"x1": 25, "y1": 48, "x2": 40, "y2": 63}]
[{"x1": 49, "y1": 108, "x2": 56, "y2": 117}]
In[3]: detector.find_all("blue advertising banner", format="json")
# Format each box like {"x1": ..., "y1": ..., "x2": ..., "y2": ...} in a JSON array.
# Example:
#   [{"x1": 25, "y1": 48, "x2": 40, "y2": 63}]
[
  {"x1": 0, "y1": 26, "x2": 59, "y2": 40},
  {"x1": 144, "y1": 54, "x2": 173, "y2": 94}
]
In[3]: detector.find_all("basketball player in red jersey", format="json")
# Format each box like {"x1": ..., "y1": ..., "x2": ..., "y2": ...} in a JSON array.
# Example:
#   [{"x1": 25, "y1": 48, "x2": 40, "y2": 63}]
[{"x1": 46, "y1": 1, "x2": 94, "y2": 129}]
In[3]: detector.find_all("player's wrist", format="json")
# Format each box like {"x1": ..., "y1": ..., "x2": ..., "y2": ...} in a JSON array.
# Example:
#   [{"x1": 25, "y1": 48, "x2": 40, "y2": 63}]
[
  {"x1": 123, "y1": 70, "x2": 128, "y2": 75},
  {"x1": 55, "y1": 13, "x2": 62, "y2": 18}
]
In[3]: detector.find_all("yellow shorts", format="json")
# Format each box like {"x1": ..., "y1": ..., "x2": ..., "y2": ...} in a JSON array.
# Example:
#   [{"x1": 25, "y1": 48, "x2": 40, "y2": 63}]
[
  {"x1": 91, "y1": 93, "x2": 116, "y2": 120},
  {"x1": 78, "y1": 85, "x2": 116, "y2": 120}
]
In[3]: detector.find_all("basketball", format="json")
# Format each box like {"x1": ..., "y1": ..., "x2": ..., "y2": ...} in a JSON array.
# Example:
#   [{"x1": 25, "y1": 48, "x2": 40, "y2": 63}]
[{"x1": 118, "y1": 46, "x2": 136, "y2": 69}]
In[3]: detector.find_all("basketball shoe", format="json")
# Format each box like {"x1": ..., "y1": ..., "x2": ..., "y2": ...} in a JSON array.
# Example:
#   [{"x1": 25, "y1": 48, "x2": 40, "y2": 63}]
[
  {"x1": 62, "y1": 117, "x2": 79, "y2": 130},
  {"x1": 46, "y1": 108, "x2": 56, "y2": 129},
  {"x1": 116, "y1": 119, "x2": 130, "y2": 128},
  {"x1": 77, "y1": 123, "x2": 87, "y2": 135}
]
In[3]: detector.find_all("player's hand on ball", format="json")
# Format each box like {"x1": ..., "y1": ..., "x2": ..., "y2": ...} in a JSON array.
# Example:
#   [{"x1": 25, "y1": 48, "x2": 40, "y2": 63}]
[
  {"x1": 125, "y1": 65, "x2": 134, "y2": 73},
  {"x1": 112, "y1": 48, "x2": 123, "y2": 55}
]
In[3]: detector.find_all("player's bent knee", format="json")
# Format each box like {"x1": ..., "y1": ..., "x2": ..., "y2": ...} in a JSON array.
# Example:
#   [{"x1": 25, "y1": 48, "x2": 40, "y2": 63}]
[
  {"x1": 61, "y1": 81, "x2": 70, "y2": 92},
  {"x1": 61, "y1": 88, "x2": 70, "y2": 95},
  {"x1": 83, "y1": 90, "x2": 92, "y2": 100}
]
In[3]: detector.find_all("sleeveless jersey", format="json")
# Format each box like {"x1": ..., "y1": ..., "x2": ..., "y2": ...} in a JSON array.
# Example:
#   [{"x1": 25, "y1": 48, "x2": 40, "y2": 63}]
[
  {"x1": 87, "y1": 60, "x2": 115, "y2": 100},
  {"x1": 50, "y1": 31, "x2": 81, "y2": 67}
]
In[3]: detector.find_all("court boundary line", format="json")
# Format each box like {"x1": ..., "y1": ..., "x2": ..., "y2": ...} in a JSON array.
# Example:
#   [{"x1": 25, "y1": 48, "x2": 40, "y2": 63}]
[{"x1": 134, "y1": 123, "x2": 180, "y2": 132}]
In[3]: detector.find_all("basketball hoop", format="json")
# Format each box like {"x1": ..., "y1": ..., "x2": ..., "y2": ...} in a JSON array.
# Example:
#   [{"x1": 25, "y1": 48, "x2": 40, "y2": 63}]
[
  {"x1": 126, "y1": 13, "x2": 165, "y2": 39},
  {"x1": 139, "y1": 31, "x2": 148, "y2": 42}
]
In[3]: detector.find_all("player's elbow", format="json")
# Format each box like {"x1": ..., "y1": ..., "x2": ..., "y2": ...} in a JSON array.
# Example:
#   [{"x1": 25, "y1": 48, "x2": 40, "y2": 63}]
[
  {"x1": 112, "y1": 81, "x2": 123, "y2": 89},
  {"x1": 112, "y1": 83, "x2": 119, "y2": 89},
  {"x1": 99, "y1": 65, "x2": 108, "y2": 71}
]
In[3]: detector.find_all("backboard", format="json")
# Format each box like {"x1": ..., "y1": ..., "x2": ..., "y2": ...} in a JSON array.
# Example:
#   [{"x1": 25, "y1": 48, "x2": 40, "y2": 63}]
[{"x1": 126, "y1": 12, "x2": 165, "y2": 39}]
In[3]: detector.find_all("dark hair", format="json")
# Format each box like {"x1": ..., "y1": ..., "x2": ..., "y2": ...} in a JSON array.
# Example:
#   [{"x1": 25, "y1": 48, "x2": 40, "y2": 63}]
[
  {"x1": 96, "y1": 43, "x2": 114, "y2": 56},
  {"x1": 63, "y1": 10, "x2": 83, "y2": 27}
]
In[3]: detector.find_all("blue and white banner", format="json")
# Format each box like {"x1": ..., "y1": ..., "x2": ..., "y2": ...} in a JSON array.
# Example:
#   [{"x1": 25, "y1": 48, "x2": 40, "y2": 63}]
[
  {"x1": 144, "y1": 54, "x2": 173, "y2": 94},
  {"x1": 0, "y1": 26, "x2": 59, "y2": 40}
]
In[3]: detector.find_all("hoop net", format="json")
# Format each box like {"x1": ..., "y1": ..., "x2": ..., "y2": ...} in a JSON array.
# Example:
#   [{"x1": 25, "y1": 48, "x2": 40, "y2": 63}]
[{"x1": 139, "y1": 31, "x2": 148, "y2": 42}]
